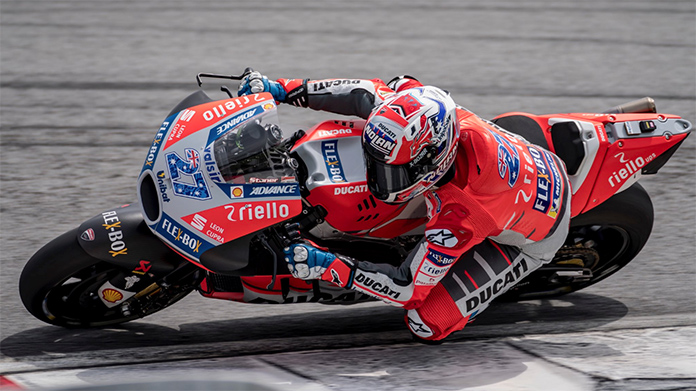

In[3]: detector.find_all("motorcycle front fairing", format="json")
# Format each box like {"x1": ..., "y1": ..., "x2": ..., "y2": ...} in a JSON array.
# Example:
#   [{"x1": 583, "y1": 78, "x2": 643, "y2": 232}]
[{"x1": 137, "y1": 92, "x2": 302, "y2": 272}]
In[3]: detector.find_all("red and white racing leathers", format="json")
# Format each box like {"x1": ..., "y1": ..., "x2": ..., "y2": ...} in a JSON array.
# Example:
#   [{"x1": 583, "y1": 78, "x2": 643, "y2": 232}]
[{"x1": 277, "y1": 76, "x2": 571, "y2": 341}]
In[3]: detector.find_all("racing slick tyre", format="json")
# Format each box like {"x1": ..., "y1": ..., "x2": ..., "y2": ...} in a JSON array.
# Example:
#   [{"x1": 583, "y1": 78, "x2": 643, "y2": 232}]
[
  {"x1": 499, "y1": 182, "x2": 654, "y2": 301},
  {"x1": 19, "y1": 228, "x2": 199, "y2": 328}
]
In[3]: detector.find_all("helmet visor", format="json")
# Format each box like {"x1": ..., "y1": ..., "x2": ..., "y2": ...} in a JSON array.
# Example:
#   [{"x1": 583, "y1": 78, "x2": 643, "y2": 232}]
[{"x1": 364, "y1": 149, "x2": 431, "y2": 202}]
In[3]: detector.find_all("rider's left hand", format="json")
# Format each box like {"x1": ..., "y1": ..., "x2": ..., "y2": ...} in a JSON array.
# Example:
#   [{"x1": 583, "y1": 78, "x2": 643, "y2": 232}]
[{"x1": 238, "y1": 71, "x2": 287, "y2": 102}]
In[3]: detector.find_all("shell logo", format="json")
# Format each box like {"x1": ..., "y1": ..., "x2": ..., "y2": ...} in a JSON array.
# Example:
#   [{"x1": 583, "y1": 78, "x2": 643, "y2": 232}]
[
  {"x1": 102, "y1": 288, "x2": 124, "y2": 303},
  {"x1": 230, "y1": 186, "x2": 244, "y2": 198},
  {"x1": 263, "y1": 103, "x2": 275, "y2": 110}
]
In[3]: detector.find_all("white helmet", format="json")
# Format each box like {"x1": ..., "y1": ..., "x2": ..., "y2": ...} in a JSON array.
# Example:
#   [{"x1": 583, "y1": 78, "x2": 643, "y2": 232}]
[{"x1": 362, "y1": 86, "x2": 459, "y2": 203}]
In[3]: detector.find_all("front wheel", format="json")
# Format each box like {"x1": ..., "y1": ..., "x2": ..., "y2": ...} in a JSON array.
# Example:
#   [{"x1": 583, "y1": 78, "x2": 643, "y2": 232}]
[
  {"x1": 500, "y1": 183, "x2": 654, "y2": 300},
  {"x1": 19, "y1": 228, "x2": 201, "y2": 328}
]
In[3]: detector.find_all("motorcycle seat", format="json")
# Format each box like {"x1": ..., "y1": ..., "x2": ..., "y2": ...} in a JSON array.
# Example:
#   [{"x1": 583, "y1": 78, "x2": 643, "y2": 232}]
[{"x1": 493, "y1": 115, "x2": 549, "y2": 150}]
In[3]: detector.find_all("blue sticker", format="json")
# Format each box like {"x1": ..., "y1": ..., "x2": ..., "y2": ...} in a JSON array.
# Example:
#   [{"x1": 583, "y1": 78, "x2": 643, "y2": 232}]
[
  {"x1": 155, "y1": 213, "x2": 214, "y2": 259},
  {"x1": 166, "y1": 148, "x2": 211, "y2": 200},
  {"x1": 491, "y1": 131, "x2": 520, "y2": 188},
  {"x1": 528, "y1": 146, "x2": 552, "y2": 214},
  {"x1": 217, "y1": 183, "x2": 301, "y2": 199},
  {"x1": 142, "y1": 114, "x2": 176, "y2": 172},
  {"x1": 426, "y1": 248, "x2": 457, "y2": 267},
  {"x1": 543, "y1": 150, "x2": 563, "y2": 218},
  {"x1": 322, "y1": 140, "x2": 347, "y2": 183},
  {"x1": 206, "y1": 106, "x2": 262, "y2": 146}
]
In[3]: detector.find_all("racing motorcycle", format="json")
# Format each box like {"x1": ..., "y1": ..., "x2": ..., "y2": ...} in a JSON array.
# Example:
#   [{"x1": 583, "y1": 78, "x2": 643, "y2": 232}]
[{"x1": 19, "y1": 70, "x2": 692, "y2": 328}]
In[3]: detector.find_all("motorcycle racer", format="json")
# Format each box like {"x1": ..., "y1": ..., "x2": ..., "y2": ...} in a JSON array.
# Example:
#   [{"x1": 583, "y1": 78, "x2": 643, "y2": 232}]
[{"x1": 238, "y1": 71, "x2": 572, "y2": 342}]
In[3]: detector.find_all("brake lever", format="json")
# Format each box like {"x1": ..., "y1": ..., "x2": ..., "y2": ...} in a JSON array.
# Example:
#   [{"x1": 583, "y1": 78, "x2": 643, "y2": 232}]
[
  {"x1": 220, "y1": 85, "x2": 235, "y2": 99},
  {"x1": 196, "y1": 67, "x2": 254, "y2": 87},
  {"x1": 283, "y1": 222, "x2": 302, "y2": 247}
]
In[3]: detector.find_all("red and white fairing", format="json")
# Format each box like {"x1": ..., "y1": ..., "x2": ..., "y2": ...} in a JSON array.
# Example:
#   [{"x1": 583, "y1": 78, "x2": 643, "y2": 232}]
[{"x1": 137, "y1": 93, "x2": 302, "y2": 262}]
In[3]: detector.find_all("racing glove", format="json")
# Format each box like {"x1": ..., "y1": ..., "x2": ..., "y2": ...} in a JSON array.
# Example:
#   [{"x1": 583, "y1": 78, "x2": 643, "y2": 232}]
[
  {"x1": 284, "y1": 243, "x2": 356, "y2": 288},
  {"x1": 237, "y1": 71, "x2": 287, "y2": 102}
]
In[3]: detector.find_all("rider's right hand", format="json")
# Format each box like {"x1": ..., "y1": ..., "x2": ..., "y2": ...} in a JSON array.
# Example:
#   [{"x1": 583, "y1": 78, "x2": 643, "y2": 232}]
[{"x1": 237, "y1": 71, "x2": 287, "y2": 102}]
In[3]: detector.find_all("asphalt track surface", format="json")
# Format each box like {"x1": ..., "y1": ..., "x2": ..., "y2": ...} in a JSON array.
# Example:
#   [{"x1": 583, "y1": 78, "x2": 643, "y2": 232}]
[{"x1": 1, "y1": 1, "x2": 695, "y2": 390}]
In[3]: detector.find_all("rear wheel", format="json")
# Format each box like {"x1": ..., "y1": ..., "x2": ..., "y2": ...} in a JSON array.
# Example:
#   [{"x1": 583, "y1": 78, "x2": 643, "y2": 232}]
[
  {"x1": 19, "y1": 228, "x2": 201, "y2": 328},
  {"x1": 500, "y1": 183, "x2": 654, "y2": 300}
]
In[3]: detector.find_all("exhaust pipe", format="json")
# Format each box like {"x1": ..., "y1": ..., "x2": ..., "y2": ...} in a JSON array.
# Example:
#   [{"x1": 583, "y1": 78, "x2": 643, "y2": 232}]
[{"x1": 603, "y1": 97, "x2": 656, "y2": 114}]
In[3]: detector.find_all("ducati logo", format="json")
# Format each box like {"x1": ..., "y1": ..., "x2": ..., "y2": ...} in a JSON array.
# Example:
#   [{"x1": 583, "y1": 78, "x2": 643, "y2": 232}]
[{"x1": 80, "y1": 228, "x2": 95, "y2": 241}]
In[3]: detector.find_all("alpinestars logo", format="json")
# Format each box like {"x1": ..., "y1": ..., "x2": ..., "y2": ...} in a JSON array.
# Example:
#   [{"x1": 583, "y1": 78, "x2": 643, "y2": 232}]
[
  {"x1": 425, "y1": 229, "x2": 458, "y2": 248},
  {"x1": 407, "y1": 313, "x2": 434, "y2": 338},
  {"x1": 330, "y1": 269, "x2": 343, "y2": 287}
]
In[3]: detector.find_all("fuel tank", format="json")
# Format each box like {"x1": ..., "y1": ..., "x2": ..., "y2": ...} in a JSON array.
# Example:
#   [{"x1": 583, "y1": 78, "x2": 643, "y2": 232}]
[{"x1": 291, "y1": 119, "x2": 426, "y2": 239}]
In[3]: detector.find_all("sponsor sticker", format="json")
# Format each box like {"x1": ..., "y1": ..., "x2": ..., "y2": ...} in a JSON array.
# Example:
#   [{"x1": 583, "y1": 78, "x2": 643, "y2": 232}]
[
  {"x1": 542, "y1": 150, "x2": 563, "y2": 218},
  {"x1": 156, "y1": 171, "x2": 171, "y2": 203},
  {"x1": 213, "y1": 107, "x2": 261, "y2": 137},
  {"x1": 80, "y1": 228, "x2": 95, "y2": 242},
  {"x1": 166, "y1": 148, "x2": 211, "y2": 201},
  {"x1": 156, "y1": 213, "x2": 214, "y2": 259},
  {"x1": 124, "y1": 276, "x2": 140, "y2": 290},
  {"x1": 608, "y1": 152, "x2": 656, "y2": 188},
  {"x1": 333, "y1": 184, "x2": 368, "y2": 195},
  {"x1": 528, "y1": 146, "x2": 552, "y2": 214},
  {"x1": 364, "y1": 122, "x2": 396, "y2": 155},
  {"x1": 202, "y1": 146, "x2": 223, "y2": 183},
  {"x1": 230, "y1": 185, "x2": 244, "y2": 198},
  {"x1": 219, "y1": 183, "x2": 300, "y2": 199},
  {"x1": 98, "y1": 281, "x2": 135, "y2": 308},
  {"x1": 181, "y1": 199, "x2": 303, "y2": 245},
  {"x1": 102, "y1": 288, "x2": 123, "y2": 303},
  {"x1": 132, "y1": 260, "x2": 152, "y2": 275},
  {"x1": 248, "y1": 184, "x2": 299, "y2": 197},
  {"x1": 490, "y1": 131, "x2": 520, "y2": 188},
  {"x1": 426, "y1": 248, "x2": 457, "y2": 266},
  {"x1": 322, "y1": 140, "x2": 347, "y2": 183},
  {"x1": 102, "y1": 210, "x2": 128, "y2": 257},
  {"x1": 143, "y1": 118, "x2": 174, "y2": 170},
  {"x1": 316, "y1": 128, "x2": 355, "y2": 138}
]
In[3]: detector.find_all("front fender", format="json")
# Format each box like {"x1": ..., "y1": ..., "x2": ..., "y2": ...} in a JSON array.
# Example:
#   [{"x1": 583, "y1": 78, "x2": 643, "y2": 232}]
[{"x1": 77, "y1": 203, "x2": 185, "y2": 274}]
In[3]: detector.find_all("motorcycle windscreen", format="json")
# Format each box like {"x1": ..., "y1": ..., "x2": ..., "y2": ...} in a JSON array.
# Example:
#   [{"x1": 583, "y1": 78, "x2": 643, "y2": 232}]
[
  {"x1": 183, "y1": 109, "x2": 303, "y2": 247},
  {"x1": 213, "y1": 112, "x2": 296, "y2": 184}
]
